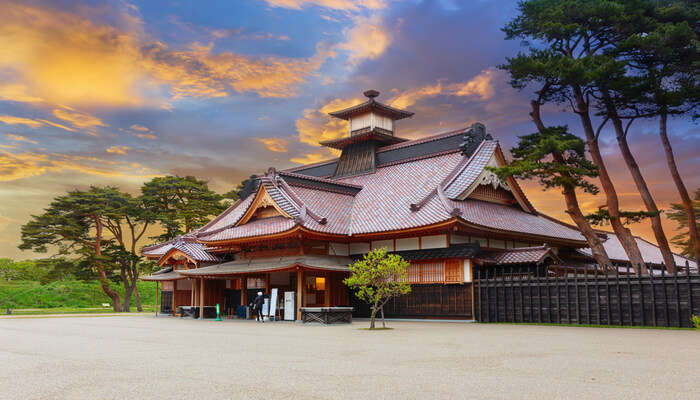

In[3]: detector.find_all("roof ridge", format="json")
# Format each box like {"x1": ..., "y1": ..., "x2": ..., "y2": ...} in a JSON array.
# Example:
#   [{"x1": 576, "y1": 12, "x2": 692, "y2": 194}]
[
  {"x1": 377, "y1": 126, "x2": 470, "y2": 153},
  {"x1": 278, "y1": 170, "x2": 363, "y2": 190}
]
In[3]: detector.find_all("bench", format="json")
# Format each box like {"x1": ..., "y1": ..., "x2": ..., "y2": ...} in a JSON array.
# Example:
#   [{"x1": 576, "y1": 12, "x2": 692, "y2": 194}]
[{"x1": 300, "y1": 307, "x2": 353, "y2": 324}]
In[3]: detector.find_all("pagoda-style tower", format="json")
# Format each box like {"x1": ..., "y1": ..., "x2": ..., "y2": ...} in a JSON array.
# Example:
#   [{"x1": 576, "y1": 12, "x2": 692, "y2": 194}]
[{"x1": 321, "y1": 90, "x2": 413, "y2": 178}]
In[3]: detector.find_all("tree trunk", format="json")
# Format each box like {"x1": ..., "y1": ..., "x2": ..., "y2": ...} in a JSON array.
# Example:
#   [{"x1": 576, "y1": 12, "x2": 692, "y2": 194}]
[
  {"x1": 369, "y1": 306, "x2": 377, "y2": 329},
  {"x1": 602, "y1": 93, "x2": 675, "y2": 272},
  {"x1": 123, "y1": 283, "x2": 135, "y2": 312},
  {"x1": 93, "y1": 217, "x2": 122, "y2": 311},
  {"x1": 380, "y1": 306, "x2": 386, "y2": 328},
  {"x1": 529, "y1": 99, "x2": 612, "y2": 268},
  {"x1": 134, "y1": 285, "x2": 143, "y2": 312},
  {"x1": 659, "y1": 112, "x2": 699, "y2": 266},
  {"x1": 572, "y1": 89, "x2": 648, "y2": 273}
]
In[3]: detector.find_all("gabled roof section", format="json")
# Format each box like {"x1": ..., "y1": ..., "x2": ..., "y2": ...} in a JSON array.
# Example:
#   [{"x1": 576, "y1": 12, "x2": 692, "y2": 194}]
[
  {"x1": 157, "y1": 236, "x2": 221, "y2": 266},
  {"x1": 478, "y1": 246, "x2": 561, "y2": 266},
  {"x1": 278, "y1": 171, "x2": 363, "y2": 195}
]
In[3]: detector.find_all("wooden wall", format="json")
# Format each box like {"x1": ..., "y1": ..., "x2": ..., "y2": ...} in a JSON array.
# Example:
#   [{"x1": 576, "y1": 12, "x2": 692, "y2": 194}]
[{"x1": 351, "y1": 283, "x2": 473, "y2": 319}]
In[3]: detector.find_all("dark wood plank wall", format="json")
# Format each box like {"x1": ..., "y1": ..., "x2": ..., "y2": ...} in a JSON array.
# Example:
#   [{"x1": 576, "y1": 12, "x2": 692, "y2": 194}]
[{"x1": 352, "y1": 284, "x2": 473, "y2": 319}]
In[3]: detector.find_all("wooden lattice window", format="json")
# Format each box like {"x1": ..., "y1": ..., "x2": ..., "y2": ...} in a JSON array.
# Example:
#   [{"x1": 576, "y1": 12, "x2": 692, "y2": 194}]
[{"x1": 445, "y1": 259, "x2": 462, "y2": 283}]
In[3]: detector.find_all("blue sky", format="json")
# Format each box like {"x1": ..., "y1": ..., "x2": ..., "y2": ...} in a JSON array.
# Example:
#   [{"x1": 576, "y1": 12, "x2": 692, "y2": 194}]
[{"x1": 0, "y1": 0, "x2": 697, "y2": 259}]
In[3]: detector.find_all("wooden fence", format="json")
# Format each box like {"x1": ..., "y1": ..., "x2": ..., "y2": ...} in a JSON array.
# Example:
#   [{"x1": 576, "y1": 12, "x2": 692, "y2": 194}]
[{"x1": 474, "y1": 265, "x2": 700, "y2": 328}]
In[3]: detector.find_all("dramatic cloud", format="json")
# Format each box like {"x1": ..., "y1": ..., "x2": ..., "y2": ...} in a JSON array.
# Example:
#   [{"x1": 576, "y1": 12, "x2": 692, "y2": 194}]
[
  {"x1": 389, "y1": 68, "x2": 498, "y2": 109},
  {"x1": 0, "y1": 1, "x2": 333, "y2": 111},
  {"x1": 255, "y1": 137, "x2": 289, "y2": 153},
  {"x1": 295, "y1": 97, "x2": 361, "y2": 146},
  {"x1": 0, "y1": 115, "x2": 45, "y2": 129},
  {"x1": 0, "y1": 149, "x2": 157, "y2": 182},
  {"x1": 337, "y1": 15, "x2": 391, "y2": 64}
]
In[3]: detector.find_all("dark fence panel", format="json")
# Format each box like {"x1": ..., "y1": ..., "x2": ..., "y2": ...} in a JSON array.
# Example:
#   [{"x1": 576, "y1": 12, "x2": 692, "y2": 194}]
[
  {"x1": 474, "y1": 265, "x2": 700, "y2": 328},
  {"x1": 351, "y1": 284, "x2": 473, "y2": 319}
]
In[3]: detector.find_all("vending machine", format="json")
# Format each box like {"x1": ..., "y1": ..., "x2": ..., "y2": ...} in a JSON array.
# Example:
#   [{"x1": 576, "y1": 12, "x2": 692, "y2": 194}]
[{"x1": 284, "y1": 291, "x2": 295, "y2": 321}]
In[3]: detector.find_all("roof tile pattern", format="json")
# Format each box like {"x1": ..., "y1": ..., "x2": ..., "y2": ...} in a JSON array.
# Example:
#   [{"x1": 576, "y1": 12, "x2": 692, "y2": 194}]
[
  {"x1": 197, "y1": 194, "x2": 255, "y2": 234},
  {"x1": 481, "y1": 246, "x2": 556, "y2": 265},
  {"x1": 449, "y1": 199, "x2": 585, "y2": 242},
  {"x1": 443, "y1": 140, "x2": 496, "y2": 198},
  {"x1": 200, "y1": 216, "x2": 296, "y2": 242}
]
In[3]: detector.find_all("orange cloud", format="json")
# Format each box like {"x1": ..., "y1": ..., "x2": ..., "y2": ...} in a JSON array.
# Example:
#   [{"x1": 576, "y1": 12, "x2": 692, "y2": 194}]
[
  {"x1": 5, "y1": 134, "x2": 38, "y2": 145},
  {"x1": 129, "y1": 124, "x2": 151, "y2": 132},
  {"x1": 0, "y1": 1, "x2": 333, "y2": 112},
  {"x1": 290, "y1": 152, "x2": 330, "y2": 164},
  {"x1": 0, "y1": 149, "x2": 159, "y2": 182},
  {"x1": 52, "y1": 108, "x2": 106, "y2": 130},
  {"x1": 388, "y1": 68, "x2": 499, "y2": 109},
  {"x1": 255, "y1": 137, "x2": 289, "y2": 153},
  {"x1": 0, "y1": 115, "x2": 45, "y2": 128},
  {"x1": 106, "y1": 146, "x2": 130, "y2": 155},
  {"x1": 337, "y1": 15, "x2": 391, "y2": 64},
  {"x1": 264, "y1": 0, "x2": 386, "y2": 11},
  {"x1": 296, "y1": 97, "x2": 362, "y2": 146}
]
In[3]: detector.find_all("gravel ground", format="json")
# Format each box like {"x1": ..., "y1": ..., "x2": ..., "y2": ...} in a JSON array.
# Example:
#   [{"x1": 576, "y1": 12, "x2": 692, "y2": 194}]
[{"x1": 1, "y1": 316, "x2": 698, "y2": 400}]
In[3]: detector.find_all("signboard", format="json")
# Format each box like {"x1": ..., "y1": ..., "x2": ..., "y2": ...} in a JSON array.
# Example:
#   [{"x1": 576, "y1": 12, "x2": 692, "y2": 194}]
[{"x1": 269, "y1": 288, "x2": 278, "y2": 319}]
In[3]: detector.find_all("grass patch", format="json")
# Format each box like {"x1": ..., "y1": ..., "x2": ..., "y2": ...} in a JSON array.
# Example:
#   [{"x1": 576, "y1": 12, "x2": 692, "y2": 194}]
[
  {"x1": 6, "y1": 305, "x2": 156, "y2": 316},
  {"x1": 479, "y1": 322, "x2": 697, "y2": 331},
  {"x1": 0, "y1": 280, "x2": 158, "y2": 309}
]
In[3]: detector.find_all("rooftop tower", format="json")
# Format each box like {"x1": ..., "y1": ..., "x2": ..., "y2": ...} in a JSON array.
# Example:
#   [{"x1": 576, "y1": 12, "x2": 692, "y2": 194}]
[{"x1": 321, "y1": 90, "x2": 414, "y2": 178}]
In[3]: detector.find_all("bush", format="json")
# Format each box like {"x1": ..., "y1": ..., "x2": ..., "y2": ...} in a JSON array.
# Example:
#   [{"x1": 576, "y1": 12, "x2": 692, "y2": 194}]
[{"x1": 692, "y1": 315, "x2": 700, "y2": 329}]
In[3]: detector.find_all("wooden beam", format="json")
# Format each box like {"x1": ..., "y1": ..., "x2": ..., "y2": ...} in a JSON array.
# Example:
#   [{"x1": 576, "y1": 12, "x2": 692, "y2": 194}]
[
  {"x1": 296, "y1": 268, "x2": 302, "y2": 321},
  {"x1": 155, "y1": 281, "x2": 159, "y2": 316},
  {"x1": 199, "y1": 278, "x2": 204, "y2": 320},
  {"x1": 171, "y1": 280, "x2": 176, "y2": 316}
]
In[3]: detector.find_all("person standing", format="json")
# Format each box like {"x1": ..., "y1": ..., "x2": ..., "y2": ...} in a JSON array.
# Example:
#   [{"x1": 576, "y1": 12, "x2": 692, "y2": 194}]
[{"x1": 253, "y1": 291, "x2": 265, "y2": 322}]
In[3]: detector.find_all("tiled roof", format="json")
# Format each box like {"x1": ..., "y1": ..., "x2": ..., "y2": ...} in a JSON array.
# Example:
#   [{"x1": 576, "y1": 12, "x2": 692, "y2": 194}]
[
  {"x1": 479, "y1": 246, "x2": 559, "y2": 265},
  {"x1": 449, "y1": 199, "x2": 585, "y2": 242},
  {"x1": 379, "y1": 243, "x2": 481, "y2": 261},
  {"x1": 443, "y1": 140, "x2": 496, "y2": 198},
  {"x1": 179, "y1": 255, "x2": 352, "y2": 276},
  {"x1": 141, "y1": 271, "x2": 187, "y2": 281},
  {"x1": 166, "y1": 237, "x2": 222, "y2": 263},
  {"x1": 148, "y1": 126, "x2": 590, "y2": 252},
  {"x1": 578, "y1": 233, "x2": 697, "y2": 269}
]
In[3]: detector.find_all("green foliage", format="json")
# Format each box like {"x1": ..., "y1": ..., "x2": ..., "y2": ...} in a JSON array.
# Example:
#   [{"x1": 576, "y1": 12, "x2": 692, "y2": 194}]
[
  {"x1": 667, "y1": 188, "x2": 700, "y2": 257},
  {"x1": 586, "y1": 208, "x2": 661, "y2": 226},
  {"x1": 141, "y1": 175, "x2": 227, "y2": 241},
  {"x1": 692, "y1": 314, "x2": 700, "y2": 329},
  {"x1": 344, "y1": 248, "x2": 411, "y2": 329},
  {"x1": 0, "y1": 280, "x2": 157, "y2": 309},
  {"x1": 487, "y1": 126, "x2": 599, "y2": 193}
]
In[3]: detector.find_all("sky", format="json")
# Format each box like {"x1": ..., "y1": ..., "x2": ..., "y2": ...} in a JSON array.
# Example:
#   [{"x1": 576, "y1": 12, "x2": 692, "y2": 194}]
[{"x1": 0, "y1": 0, "x2": 698, "y2": 260}]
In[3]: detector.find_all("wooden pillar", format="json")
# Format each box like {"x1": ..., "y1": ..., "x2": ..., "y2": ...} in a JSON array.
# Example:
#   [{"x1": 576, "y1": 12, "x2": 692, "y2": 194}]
[
  {"x1": 199, "y1": 278, "x2": 204, "y2": 319},
  {"x1": 324, "y1": 272, "x2": 330, "y2": 307},
  {"x1": 190, "y1": 278, "x2": 194, "y2": 306},
  {"x1": 296, "y1": 268, "x2": 303, "y2": 320},
  {"x1": 265, "y1": 273, "x2": 270, "y2": 294},
  {"x1": 241, "y1": 276, "x2": 247, "y2": 306},
  {"x1": 171, "y1": 280, "x2": 176, "y2": 316},
  {"x1": 155, "y1": 281, "x2": 159, "y2": 316}
]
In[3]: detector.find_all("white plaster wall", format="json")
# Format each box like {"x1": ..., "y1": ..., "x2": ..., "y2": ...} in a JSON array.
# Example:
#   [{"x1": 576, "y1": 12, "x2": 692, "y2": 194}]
[
  {"x1": 472, "y1": 237, "x2": 488, "y2": 248},
  {"x1": 329, "y1": 242, "x2": 349, "y2": 256},
  {"x1": 450, "y1": 234, "x2": 471, "y2": 244},
  {"x1": 421, "y1": 234, "x2": 447, "y2": 249},
  {"x1": 349, "y1": 242, "x2": 370, "y2": 255},
  {"x1": 395, "y1": 237, "x2": 419, "y2": 251},
  {"x1": 371, "y1": 239, "x2": 394, "y2": 251},
  {"x1": 489, "y1": 239, "x2": 506, "y2": 249},
  {"x1": 463, "y1": 259, "x2": 472, "y2": 282}
]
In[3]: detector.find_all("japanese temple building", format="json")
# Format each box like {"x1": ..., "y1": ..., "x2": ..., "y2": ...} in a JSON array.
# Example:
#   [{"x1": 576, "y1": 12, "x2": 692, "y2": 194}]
[{"x1": 141, "y1": 90, "x2": 696, "y2": 321}]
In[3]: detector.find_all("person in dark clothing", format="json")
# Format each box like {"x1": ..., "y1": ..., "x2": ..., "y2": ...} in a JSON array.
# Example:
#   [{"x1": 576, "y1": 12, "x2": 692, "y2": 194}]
[{"x1": 253, "y1": 291, "x2": 265, "y2": 322}]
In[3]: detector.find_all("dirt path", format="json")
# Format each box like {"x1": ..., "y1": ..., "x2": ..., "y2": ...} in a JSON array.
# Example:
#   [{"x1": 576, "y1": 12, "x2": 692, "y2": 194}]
[{"x1": 1, "y1": 316, "x2": 697, "y2": 399}]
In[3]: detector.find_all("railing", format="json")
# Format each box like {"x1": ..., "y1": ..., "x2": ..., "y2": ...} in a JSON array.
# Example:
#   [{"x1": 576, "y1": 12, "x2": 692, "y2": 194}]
[{"x1": 474, "y1": 264, "x2": 699, "y2": 328}]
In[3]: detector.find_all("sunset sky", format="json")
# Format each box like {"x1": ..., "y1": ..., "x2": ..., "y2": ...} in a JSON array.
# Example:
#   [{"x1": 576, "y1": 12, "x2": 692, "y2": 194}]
[{"x1": 0, "y1": 0, "x2": 698, "y2": 260}]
